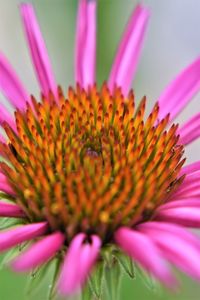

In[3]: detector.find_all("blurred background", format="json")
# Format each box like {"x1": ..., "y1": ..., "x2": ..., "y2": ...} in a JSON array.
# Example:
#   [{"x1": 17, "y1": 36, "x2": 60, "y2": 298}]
[{"x1": 0, "y1": 0, "x2": 200, "y2": 299}]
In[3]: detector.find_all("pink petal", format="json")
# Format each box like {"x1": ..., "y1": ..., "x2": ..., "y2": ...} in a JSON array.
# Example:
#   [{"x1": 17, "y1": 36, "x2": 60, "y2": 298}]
[
  {"x1": 179, "y1": 161, "x2": 200, "y2": 177},
  {"x1": 20, "y1": 4, "x2": 57, "y2": 99},
  {"x1": 0, "y1": 202, "x2": 25, "y2": 218},
  {"x1": 138, "y1": 222, "x2": 200, "y2": 251},
  {"x1": 0, "y1": 222, "x2": 48, "y2": 252},
  {"x1": 172, "y1": 188, "x2": 200, "y2": 200},
  {"x1": 178, "y1": 113, "x2": 200, "y2": 145},
  {"x1": 170, "y1": 171, "x2": 200, "y2": 199},
  {"x1": 0, "y1": 174, "x2": 15, "y2": 195},
  {"x1": 175, "y1": 184, "x2": 200, "y2": 196},
  {"x1": 0, "y1": 53, "x2": 29, "y2": 111},
  {"x1": 155, "y1": 207, "x2": 200, "y2": 227},
  {"x1": 0, "y1": 104, "x2": 16, "y2": 132},
  {"x1": 157, "y1": 199, "x2": 200, "y2": 211},
  {"x1": 75, "y1": 0, "x2": 96, "y2": 88},
  {"x1": 115, "y1": 227, "x2": 175, "y2": 287},
  {"x1": 75, "y1": 0, "x2": 86, "y2": 85},
  {"x1": 108, "y1": 4, "x2": 150, "y2": 96},
  {"x1": 158, "y1": 57, "x2": 200, "y2": 122},
  {"x1": 180, "y1": 171, "x2": 200, "y2": 184},
  {"x1": 58, "y1": 233, "x2": 101, "y2": 296},
  {"x1": 139, "y1": 222, "x2": 200, "y2": 280},
  {"x1": 171, "y1": 188, "x2": 200, "y2": 201},
  {"x1": 11, "y1": 231, "x2": 64, "y2": 271}
]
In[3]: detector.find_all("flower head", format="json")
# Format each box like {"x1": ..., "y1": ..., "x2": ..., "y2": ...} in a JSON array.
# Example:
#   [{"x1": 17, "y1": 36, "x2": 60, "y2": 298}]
[{"x1": 1, "y1": 1, "x2": 200, "y2": 298}]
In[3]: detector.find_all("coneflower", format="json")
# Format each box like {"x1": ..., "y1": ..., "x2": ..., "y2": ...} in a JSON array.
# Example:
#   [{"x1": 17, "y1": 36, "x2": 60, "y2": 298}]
[{"x1": 1, "y1": 1, "x2": 200, "y2": 299}]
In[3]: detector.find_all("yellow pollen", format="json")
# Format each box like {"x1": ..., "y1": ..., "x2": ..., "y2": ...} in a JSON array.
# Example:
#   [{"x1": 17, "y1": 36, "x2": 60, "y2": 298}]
[
  {"x1": 24, "y1": 189, "x2": 32, "y2": 198},
  {"x1": 51, "y1": 203, "x2": 60, "y2": 215},
  {"x1": 99, "y1": 211, "x2": 109, "y2": 223}
]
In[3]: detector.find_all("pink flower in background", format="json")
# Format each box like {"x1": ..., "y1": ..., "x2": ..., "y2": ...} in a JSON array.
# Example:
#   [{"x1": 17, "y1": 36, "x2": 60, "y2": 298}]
[{"x1": 1, "y1": 0, "x2": 200, "y2": 297}]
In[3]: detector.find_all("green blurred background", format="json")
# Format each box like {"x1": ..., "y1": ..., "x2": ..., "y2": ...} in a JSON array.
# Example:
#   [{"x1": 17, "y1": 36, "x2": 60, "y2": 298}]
[{"x1": 0, "y1": 0, "x2": 200, "y2": 299}]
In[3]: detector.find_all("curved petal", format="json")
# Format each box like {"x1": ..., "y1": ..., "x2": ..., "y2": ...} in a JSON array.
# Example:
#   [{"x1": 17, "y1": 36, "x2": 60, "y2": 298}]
[
  {"x1": 58, "y1": 233, "x2": 101, "y2": 296},
  {"x1": 157, "y1": 199, "x2": 200, "y2": 211},
  {"x1": 108, "y1": 4, "x2": 150, "y2": 95},
  {"x1": 115, "y1": 227, "x2": 175, "y2": 287},
  {"x1": 0, "y1": 173, "x2": 15, "y2": 195},
  {"x1": 0, "y1": 202, "x2": 25, "y2": 218},
  {"x1": 170, "y1": 171, "x2": 200, "y2": 200},
  {"x1": 20, "y1": 4, "x2": 57, "y2": 98},
  {"x1": 180, "y1": 171, "x2": 200, "y2": 184},
  {"x1": 178, "y1": 113, "x2": 200, "y2": 145},
  {"x1": 158, "y1": 57, "x2": 200, "y2": 122},
  {"x1": 155, "y1": 207, "x2": 200, "y2": 227},
  {"x1": 0, "y1": 53, "x2": 29, "y2": 111},
  {"x1": 75, "y1": 0, "x2": 96, "y2": 88},
  {"x1": 138, "y1": 222, "x2": 200, "y2": 251},
  {"x1": 0, "y1": 222, "x2": 48, "y2": 252},
  {"x1": 179, "y1": 161, "x2": 200, "y2": 177},
  {"x1": 170, "y1": 187, "x2": 200, "y2": 200},
  {"x1": 139, "y1": 222, "x2": 200, "y2": 280},
  {"x1": 11, "y1": 231, "x2": 64, "y2": 271}
]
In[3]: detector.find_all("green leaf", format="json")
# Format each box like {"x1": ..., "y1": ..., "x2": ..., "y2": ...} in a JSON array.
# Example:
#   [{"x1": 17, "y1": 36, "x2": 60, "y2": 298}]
[
  {"x1": 88, "y1": 261, "x2": 105, "y2": 299},
  {"x1": 81, "y1": 282, "x2": 93, "y2": 300},
  {"x1": 46, "y1": 258, "x2": 62, "y2": 300},
  {"x1": 0, "y1": 246, "x2": 20, "y2": 269},
  {"x1": 25, "y1": 259, "x2": 54, "y2": 298},
  {"x1": 113, "y1": 250, "x2": 135, "y2": 279},
  {"x1": 135, "y1": 265, "x2": 161, "y2": 294},
  {"x1": 0, "y1": 192, "x2": 15, "y2": 201},
  {"x1": 25, "y1": 257, "x2": 64, "y2": 300},
  {"x1": 104, "y1": 258, "x2": 123, "y2": 300},
  {"x1": 0, "y1": 217, "x2": 25, "y2": 230}
]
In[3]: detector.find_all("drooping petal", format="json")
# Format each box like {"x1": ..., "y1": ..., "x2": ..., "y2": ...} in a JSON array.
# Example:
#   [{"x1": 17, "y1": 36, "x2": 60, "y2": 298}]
[
  {"x1": 0, "y1": 202, "x2": 25, "y2": 218},
  {"x1": 0, "y1": 222, "x2": 48, "y2": 252},
  {"x1": 180, "y1": 171, "x2": 200, "y2": 185},
  {"x1": 179, "y1": 161, "x2": 200, "y2": 177},
  {"x1": 169, "y1": 188, "x2": 200, "y2": 200},
  {"x1": 115, "y1": 227, "x2": 175, "y2": 287},
  {"x1": 178, "y1": 188, "x2": 200, "y2": 199},
  {"x1": 108, "y1": 4, "x2": 150, "y2": 95},
  {"x1": 20, "y1": 4, "x2": 57, "y2": 98},
  {"x1": 171, "y1": 171, "x2": 200, "y2": 200},
  {"x1": 155, "y1": 207, "x2": 200, "y2": 227},
  {"x1": 0, "y1": 174, "x2": 15, "y2": 195},
  {"x1": 11, "y1": 231, "x2": 64, "y2": 271},
  {"x1": 157, "y1": 199, "x2": 200, "y2": 211},
  {"x1": 138, "y1": 222, "x2": 200, "y2": 251},
  {"x1": 0, "y1": 104, "x2": 16, "y2": 132},
  {"x1": 75, "y1": 0, "x2": 97, "y2": 88},
  {"x1": 158, "y1": 57, "x2": 200, "y2": 122},
  {"x1": 58, "y1": 233, "x2": 101, "y2": 295},
  {"x1": 170, "y1": 186, "x2": 200, "y2": 200},
  {"x1": 0, "y1": 53, "x2": 29, "y2": 111},
  {"x1": 139, "y1": 222, "x2": 200, "y2": 280},
  {"x1": 178, "y1": 113, "x2": 200, "y2": 145}
]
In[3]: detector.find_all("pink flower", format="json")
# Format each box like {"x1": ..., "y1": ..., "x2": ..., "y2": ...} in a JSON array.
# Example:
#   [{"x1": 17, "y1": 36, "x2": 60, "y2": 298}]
[{"x1": 1, "y1": 0, "x2": 200, "y2": 298}]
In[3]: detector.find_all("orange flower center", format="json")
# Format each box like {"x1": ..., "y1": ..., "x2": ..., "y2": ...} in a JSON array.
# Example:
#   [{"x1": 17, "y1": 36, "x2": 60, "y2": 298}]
[{"x1": 0, "y1": 84, "x2": 185, "y2": 242}]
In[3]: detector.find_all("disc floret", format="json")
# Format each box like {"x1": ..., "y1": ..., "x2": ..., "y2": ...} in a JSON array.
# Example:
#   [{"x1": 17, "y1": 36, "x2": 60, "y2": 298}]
[{"x1": 0, "y1": 84, "x2": 185, "y2": 242}]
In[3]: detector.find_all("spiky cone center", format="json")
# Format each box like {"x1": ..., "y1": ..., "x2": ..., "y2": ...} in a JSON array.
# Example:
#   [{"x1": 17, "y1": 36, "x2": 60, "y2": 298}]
[{"x1": 0, "y1": 84, "x2": 185, "y2": 243}]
